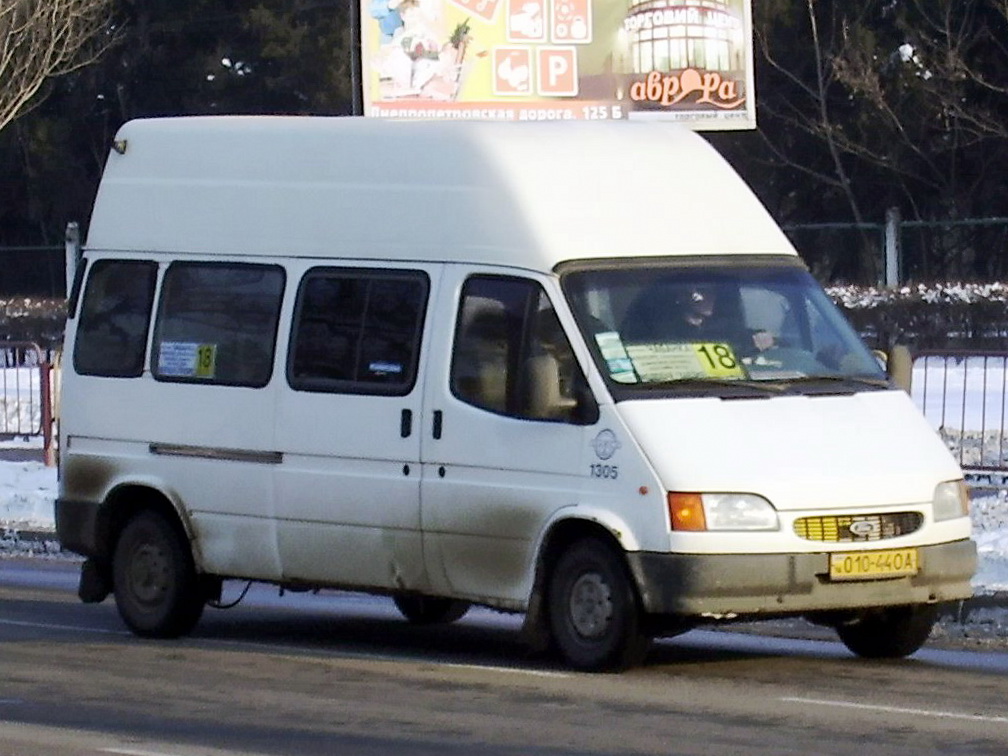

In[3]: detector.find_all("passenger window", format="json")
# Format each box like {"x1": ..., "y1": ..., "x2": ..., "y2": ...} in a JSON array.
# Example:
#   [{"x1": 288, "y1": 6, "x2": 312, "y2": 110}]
[
  {"x1": 74, "y1": 260, "x2": 157, "y2": 377},
  {"x1": 288, "y1": 268, "x2": 428, "y2": 396},
  {"x1": 152, "y1": 263, "x2": 285, "y2": 387},
  {"x1": 451, "y1": 276, "x2": 595, "y2": 423}
]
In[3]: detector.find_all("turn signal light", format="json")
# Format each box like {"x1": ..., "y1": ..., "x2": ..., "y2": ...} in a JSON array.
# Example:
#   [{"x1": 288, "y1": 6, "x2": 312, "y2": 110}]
[{"x1": 668, "y1": 492, "x2": 707, "y2": 531}]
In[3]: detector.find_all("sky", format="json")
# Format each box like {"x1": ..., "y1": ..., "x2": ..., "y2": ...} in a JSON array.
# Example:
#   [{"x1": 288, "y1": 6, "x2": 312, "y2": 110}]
[{"x1": 3, "y1": 362, "x2": 1008, "y2": 594}]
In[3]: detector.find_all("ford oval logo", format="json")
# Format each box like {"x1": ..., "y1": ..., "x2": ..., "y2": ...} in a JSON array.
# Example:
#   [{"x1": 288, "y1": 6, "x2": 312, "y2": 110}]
[
  {"x1": 849, "y1": 520, "x2": 879, "y2": 538},
  {"x1": 591, "y1": 429, "x2": 621, "y2": 460}
]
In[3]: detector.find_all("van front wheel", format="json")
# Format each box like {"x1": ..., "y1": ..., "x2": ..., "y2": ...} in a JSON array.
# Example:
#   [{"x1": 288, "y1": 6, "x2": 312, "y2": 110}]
[
  {"x1": 834, "y1": 604, "x2": 938, "y2": 658},
  {"x1": 112, "y1": 510, "x2": 204, "y2": 638},
  {"x1": 547, "y1": 538, "x2": 649, "y2": 671}
]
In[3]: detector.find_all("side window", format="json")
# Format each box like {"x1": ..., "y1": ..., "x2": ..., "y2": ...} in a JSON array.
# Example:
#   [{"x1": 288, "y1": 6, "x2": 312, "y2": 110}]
[
  {"x1": 74, "y1": 260, "x2": 157, "y2": 377},
  {"x1": 451, "y1": 276, "x2": 594, "y2": 423},
  {"x1": 287, "y1": 268, "x2": 428, "y2": 396},
  {"x1": 152, "y1": 263, "x2": 285, "y2": 387}
]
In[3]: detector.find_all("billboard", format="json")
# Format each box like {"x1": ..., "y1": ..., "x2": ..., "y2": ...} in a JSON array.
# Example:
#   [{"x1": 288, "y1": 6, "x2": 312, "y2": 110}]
[{"x1": 360, "y1": 0, "x2": 755, "y2": 130}]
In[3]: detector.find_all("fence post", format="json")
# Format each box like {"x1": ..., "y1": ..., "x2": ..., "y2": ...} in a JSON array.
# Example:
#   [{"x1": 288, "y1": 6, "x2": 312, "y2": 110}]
[
  {"x1": 65, "y1": 221, "x2": 81, "y2": 297},
  {"x1": 40, "y1": 361, "x2": 55, "y2": 467},
  {"x1": 885, "y1": 207, "x2": 901, "y2": 287}
]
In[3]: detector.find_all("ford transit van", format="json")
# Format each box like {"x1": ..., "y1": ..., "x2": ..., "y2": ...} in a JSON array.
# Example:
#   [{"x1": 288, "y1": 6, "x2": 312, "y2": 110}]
[{"x1": 56, "y1": 117, "x2": 976, "y2": 670}]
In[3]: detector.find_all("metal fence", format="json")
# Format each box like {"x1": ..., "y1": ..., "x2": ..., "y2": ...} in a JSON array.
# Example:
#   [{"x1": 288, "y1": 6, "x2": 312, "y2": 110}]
[
  {"x1": 783, "y1": 215, "x2": 1008, "y2": 286},
  {"x1": 1, "y1": 342, "x2": 56, "y2": 465},
  {"x1": 912, "y1": 350, "x2": 1008, "y2": 480}
]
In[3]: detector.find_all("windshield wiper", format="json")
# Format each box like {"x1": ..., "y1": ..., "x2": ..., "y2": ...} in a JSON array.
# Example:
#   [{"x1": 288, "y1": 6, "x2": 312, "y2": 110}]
[
  {"x1": 657, "y1": 377, "x2": 790, "y2": 394},
  {"x1": 796, "y1": 375, "x2": 890, "y2": 389}
]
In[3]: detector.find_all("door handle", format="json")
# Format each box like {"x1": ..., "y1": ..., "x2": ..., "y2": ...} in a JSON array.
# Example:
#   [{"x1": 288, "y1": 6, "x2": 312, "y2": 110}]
[
  {"x1": 432, "y1": 410, "x2": 443, "y2": 440},
  {"x1": 400, "y1": 408, "x2": 413, "y2": 438}
]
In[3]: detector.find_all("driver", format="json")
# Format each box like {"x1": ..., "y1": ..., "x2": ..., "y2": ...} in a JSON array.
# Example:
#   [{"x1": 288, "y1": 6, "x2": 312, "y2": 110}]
[{"x1": 673, "y1": 285, "x2": 775, "y2": 355}]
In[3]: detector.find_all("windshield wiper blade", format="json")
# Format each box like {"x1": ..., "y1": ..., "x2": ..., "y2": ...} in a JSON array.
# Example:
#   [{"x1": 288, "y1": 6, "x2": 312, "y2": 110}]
[
  {"x1": 661, "y1": 377, "x2": 790, "y2": 394},
  {"x1": 798, "y1": 375, "x2": 890, "y2": 389}
]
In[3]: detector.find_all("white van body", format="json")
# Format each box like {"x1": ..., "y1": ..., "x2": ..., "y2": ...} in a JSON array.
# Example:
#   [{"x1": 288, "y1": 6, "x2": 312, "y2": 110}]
[{"x1": 57, "y1": 117, "x2": 976, "y2": 670}]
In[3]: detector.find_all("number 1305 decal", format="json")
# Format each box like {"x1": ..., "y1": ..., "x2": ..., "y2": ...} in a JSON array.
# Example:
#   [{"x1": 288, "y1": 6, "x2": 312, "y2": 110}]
[{"x1": 589, "y1": 463, "x2": 618, "y2": 479}]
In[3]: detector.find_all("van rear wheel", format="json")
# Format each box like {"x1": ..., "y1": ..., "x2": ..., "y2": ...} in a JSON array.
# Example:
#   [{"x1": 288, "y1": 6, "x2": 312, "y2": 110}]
[
  {"x1": 547, "y1": 538, "x2": 649, "y2": 671},
  {"x1": 112, "y1": 510, "x2": 204, "y2": 638},
  {"x1": 834, "y1": 604, "x2": 938, "y2": 658},
  {"x1": 393, "y1": 595, "x2": 470, "y2": 624}
]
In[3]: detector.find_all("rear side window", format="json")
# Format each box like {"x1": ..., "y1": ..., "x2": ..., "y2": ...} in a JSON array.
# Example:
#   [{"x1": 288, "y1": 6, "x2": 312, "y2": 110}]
[
  {"x1": 152, "y1": 263, "x2": 285, "y2": 387},
  {"x1": 288, "y1": 268, "x2": 429, "y2": 396},
  {"x1": 74, "y1": 260, "x2": 157, "y2": 377}
]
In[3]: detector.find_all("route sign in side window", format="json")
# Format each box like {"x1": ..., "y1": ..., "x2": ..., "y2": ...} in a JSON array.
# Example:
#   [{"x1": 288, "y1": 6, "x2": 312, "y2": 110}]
[
  {"x1": 74, "y1": 260, "x2": 158, "y2": 378},
  {"x1": 152, "y1": 262, "x2": 285, "y2": 388},
  {"x1": 287, "y1": 268, "x2": 429, "y2": 396},
  {"x1": 451, "y1": 275, "x2": 594, "y2": 424}
]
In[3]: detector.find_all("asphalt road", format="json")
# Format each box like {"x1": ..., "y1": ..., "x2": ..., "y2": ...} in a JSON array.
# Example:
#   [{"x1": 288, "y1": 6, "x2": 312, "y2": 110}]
[{"x1": 3, "y1": 559, "x2": 1008, "y2": 756}]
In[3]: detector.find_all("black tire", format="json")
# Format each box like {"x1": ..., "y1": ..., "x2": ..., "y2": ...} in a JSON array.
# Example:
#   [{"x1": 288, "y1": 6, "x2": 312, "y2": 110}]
[
  {"x1": 546, "y1": 538, "x2": 649, "y2": 671},
  {"x1": 394, "y1": 595, "x2": 470, "y2": 625},
  {"x1": 112, "y1": 510, "x2": 204, "y2": 638},
  {"x1": 834, "y1": 604, "x2": 939, "y2": 659}
]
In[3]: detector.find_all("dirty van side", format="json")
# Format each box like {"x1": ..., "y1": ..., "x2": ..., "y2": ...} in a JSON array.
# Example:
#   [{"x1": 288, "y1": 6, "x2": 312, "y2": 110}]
[{"x1": 57, "y1": 116, "x2": 975, "y2": 671}]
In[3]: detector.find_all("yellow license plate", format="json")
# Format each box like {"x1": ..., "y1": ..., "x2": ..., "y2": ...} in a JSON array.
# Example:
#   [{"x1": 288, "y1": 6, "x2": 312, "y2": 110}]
[{"x1": 829, "y1": 548, "x2": 919, "y2": 581}]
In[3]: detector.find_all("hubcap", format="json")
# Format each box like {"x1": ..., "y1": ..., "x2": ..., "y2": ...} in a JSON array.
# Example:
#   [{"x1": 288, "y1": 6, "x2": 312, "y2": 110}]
[
  {"x1": 128, "y1": 543, "x2": 170, "y2": 606},
  {"x1": 568, "y1": 572, "x2": 613, "y2": 639}
]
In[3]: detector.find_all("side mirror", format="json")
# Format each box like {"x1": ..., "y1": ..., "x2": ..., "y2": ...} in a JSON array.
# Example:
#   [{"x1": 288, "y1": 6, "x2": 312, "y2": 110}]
[
  {"x1": 886, "y1": 344, "x2": 913, "y2": 394},
  {"x1": 572, "y1": 382, "x2": 600, "y2": 425}
]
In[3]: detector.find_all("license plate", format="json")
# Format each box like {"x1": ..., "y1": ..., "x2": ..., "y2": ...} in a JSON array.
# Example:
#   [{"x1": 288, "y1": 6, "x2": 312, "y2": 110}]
[{"x1": 829, "y1": 548, "x2": 919, "y2": 581}]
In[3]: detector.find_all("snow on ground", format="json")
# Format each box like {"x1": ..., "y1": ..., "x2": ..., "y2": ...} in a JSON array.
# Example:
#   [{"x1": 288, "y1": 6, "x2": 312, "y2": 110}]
[
  {"x1": 970, "y1": 490, "x2": 1008, "y2": 593},
  {"x1": 0, "y1": 456, "x2": 55, "y2": 530}
]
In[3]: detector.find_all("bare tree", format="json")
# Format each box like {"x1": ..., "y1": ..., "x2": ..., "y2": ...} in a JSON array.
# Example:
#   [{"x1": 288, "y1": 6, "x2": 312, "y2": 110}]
[
  {"x1": 0, "y1": 0, "x2": 116, "y2": 133},
  {"x1": 752, "y1": 0, "x2": 1008, "y2": 281},
  {"x1": 754, "y1": 0, "x2": 882, "y2": 281}
]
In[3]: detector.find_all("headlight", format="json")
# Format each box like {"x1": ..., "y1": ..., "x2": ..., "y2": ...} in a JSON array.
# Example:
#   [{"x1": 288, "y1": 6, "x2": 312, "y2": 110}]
[
  {"x1": 933, "y1": 479, "x2": 969, "y2": 522},
  {"x1": 668, "y1": 492, "x2": 779, "y2": 531}
]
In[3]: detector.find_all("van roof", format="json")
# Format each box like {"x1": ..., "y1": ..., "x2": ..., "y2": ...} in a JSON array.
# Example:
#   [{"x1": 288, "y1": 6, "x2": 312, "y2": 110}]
[{"x1": 86, "y1": 116, "x2": 797, "y2": 271}]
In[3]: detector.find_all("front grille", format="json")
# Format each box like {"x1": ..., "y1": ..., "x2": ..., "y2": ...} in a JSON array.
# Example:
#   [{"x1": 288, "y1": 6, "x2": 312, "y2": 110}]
[{"x1": 793, "y1": 512, "x2": 924, "y2": 542}]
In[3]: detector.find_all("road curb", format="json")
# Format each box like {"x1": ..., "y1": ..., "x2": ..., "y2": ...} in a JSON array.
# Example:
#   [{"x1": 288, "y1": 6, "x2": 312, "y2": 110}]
[
  {"x1": 941, "y1": 593, "x2": 1008, "y2": 621},
  {"x1": 1, "y1": 528, "x2": 64, "y2": 556}
]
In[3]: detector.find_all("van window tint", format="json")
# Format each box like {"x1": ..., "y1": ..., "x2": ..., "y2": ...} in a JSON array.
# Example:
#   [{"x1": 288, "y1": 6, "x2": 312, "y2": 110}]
[
  {"x1": 152, "y1": 263, "x2": 285, "y2": 387},
  {"x1": 451, "y1": 276, "x2": 592, "y2": 423},
  {"x1": 288, "y1": 268, "x2": 428, "y2": 395},
  {"x1": 74, "y1": 260, "x2": 157, "y2": 377}
]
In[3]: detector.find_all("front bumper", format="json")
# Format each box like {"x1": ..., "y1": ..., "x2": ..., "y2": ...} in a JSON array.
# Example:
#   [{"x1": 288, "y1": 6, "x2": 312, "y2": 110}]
[{"x1": 627, "y1": 539, "x2": 977, "y2": 618}]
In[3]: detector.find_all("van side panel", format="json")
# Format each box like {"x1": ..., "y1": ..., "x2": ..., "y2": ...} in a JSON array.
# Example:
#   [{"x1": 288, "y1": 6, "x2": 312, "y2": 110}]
[
  {"x1": 271, "y1": 260, "x2": 442, "y2": 591},
  {"x1": 60, "y1": 255, "x2": 285, "y2": 580}
]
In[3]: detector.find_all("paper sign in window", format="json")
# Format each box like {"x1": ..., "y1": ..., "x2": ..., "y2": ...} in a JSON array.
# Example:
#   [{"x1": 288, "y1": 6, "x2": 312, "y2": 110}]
[
  {"x1": 624, "y1": 342, "x2": 743, "y2": 382},
  {"x1": 159, "y1": 342, "x2": 217, "y2": 379},
  {"x1": 595, "y1": 331, "x2": 637, "y2": 383}
]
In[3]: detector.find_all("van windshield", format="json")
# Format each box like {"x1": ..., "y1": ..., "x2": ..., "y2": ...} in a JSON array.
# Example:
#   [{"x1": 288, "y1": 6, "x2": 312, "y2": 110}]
[{"x1": 560, "y1": 259, "x2": 886, "y2": 395}]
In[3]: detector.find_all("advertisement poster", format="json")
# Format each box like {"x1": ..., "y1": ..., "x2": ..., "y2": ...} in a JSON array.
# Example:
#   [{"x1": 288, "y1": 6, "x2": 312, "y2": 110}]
[{"x1": 361, "y1": 0, "x2": 755, "y2": 130}]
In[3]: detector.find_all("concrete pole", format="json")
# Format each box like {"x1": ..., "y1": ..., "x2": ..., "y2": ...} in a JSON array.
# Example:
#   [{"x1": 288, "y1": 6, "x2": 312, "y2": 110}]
[
  {"x1": 350, "y1": 0, "x2": 363, "y2": 115},
  {"x1": 884, "y1": 207, "x2": 901, "y2": 287},
  {"x1": 64, "y1": 221, "x2": 81, "y2": 298}
]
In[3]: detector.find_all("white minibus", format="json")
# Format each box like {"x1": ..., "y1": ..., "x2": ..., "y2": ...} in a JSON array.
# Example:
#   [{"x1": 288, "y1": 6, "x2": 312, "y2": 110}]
[{"x1": 56, "y1": 116, "x2": 976, "y2": 670}]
